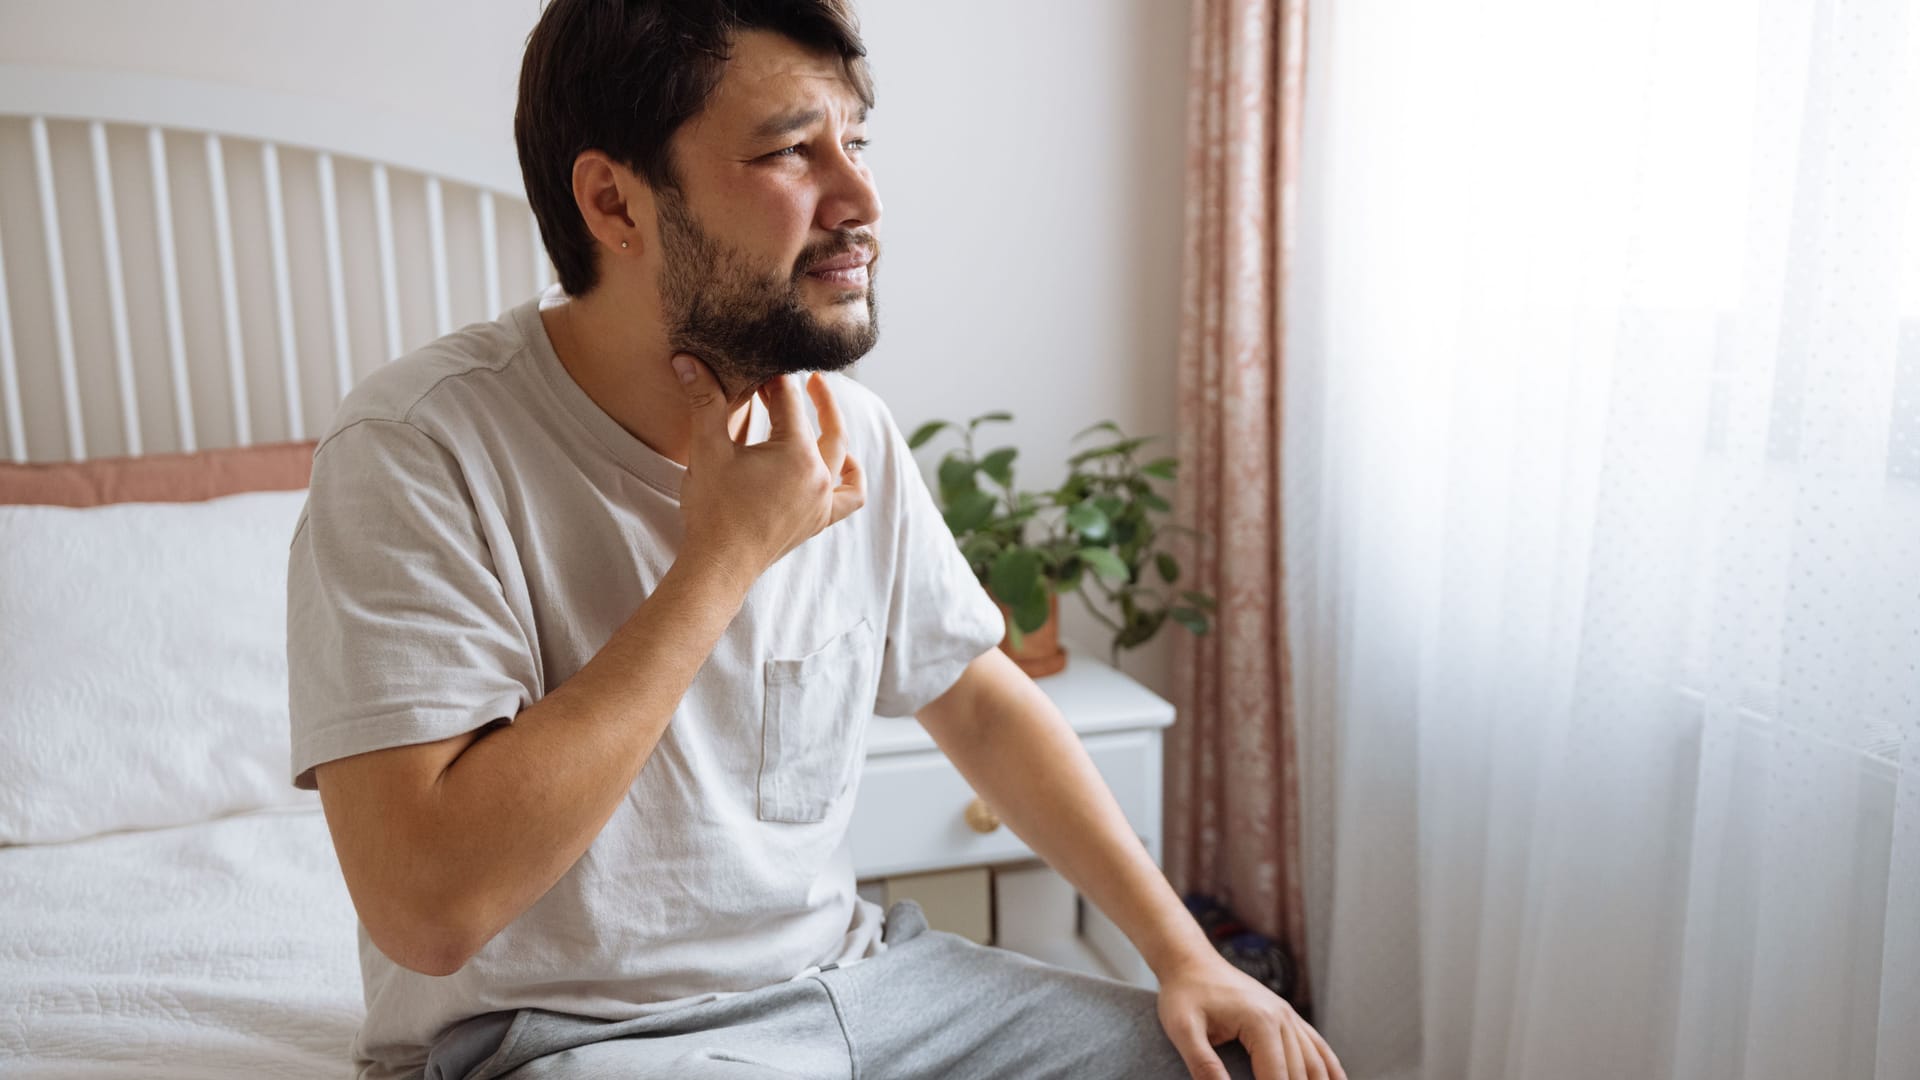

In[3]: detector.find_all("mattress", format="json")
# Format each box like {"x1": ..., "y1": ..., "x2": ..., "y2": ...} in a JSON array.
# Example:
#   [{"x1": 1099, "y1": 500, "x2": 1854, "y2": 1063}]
[{"x1": 0, "y1": 804, "x2": 365, "y2": 1078}]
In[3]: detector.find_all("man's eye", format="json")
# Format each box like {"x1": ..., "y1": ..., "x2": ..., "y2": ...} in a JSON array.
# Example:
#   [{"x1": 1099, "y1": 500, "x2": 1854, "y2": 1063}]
[{"x1": 768, "y1": 139, "x2": 870, "y2": 160}]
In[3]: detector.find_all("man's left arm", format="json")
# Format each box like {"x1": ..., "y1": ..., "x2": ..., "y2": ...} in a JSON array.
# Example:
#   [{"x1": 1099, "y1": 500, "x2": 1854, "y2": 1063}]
[{"x1": 916, "y1": 647, "x2": 1346, "y2": 1080}]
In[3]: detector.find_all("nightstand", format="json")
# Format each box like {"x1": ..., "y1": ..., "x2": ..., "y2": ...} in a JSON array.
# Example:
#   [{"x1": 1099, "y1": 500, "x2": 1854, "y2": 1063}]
[{"x1": 848, "y1": 644, "x2": 1175, "y2": 988}]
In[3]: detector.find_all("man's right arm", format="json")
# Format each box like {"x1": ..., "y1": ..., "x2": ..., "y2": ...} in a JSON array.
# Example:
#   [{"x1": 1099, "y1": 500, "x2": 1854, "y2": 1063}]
[
  {"x1": 310, "y1": 356, "x2": 864, "y2": 977},
  {"x1": 313, "y1": 549, "x2": 750, "y2": 977}
]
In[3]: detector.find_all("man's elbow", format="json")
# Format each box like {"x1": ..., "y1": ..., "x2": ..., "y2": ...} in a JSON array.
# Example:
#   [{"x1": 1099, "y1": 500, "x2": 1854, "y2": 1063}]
[{"x1": 366, "y1": 905, "x2": 479, "y2": 977}]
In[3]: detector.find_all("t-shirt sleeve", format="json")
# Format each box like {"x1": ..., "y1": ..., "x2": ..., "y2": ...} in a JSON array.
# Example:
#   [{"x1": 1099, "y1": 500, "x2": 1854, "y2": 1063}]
[
  {"x1": 870, "y1": 405, "x2": 1009, "y2": 718},
  {"x1": 287, "y1": 418, "x2": 538, "y2": 791}
]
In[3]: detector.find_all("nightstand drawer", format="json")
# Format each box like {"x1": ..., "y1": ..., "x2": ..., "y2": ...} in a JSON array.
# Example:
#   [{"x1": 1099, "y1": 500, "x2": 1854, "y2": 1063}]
[{"x1": 848, "y1": 728, "x2": 1162, "y2": 879}]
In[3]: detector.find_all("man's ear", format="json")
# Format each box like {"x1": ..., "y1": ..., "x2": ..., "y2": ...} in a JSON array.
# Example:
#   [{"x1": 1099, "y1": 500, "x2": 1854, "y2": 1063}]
[{"x1": 570, "y1": 149, "x2": 653, "y2": 258}]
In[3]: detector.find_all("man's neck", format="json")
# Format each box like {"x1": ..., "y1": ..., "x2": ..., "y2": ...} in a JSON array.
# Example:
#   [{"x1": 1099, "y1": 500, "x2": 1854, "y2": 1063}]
[{"x1": 538, "y1": 289, "x2": 756, "y2": 467}]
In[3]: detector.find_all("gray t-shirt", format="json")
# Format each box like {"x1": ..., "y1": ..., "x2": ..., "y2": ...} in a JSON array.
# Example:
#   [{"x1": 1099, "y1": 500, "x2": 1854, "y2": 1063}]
[{"x1": 286, "y1": 287, "x2": 1005, "y2": 1080}]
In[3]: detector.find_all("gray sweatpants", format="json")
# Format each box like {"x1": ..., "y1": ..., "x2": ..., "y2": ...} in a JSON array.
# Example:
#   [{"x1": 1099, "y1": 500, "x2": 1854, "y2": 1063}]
[{"x1": 423, "y1": 898, "x2": 1257, "y2": 1079}]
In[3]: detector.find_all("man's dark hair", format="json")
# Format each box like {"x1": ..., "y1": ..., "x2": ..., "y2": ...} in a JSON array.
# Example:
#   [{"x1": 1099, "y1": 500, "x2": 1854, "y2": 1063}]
[{"x1": 516, "y1": 0, "x2": 876, "y2": 297}]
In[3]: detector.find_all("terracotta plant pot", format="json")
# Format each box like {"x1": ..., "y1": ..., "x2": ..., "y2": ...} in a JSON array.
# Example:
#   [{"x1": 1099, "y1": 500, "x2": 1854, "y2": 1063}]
[{"x1": 990, "y1": 588, "x2": 1068, "y2": 678}]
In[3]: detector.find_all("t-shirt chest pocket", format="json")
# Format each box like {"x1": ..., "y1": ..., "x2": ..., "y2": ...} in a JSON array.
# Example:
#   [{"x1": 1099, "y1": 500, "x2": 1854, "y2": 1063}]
[{"x1": 757, "y1": 617, "x2": 876, "y2": 824}]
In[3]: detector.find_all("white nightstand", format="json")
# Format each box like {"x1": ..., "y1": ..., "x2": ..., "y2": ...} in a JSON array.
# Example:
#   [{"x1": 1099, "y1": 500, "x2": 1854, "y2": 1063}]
[{"x1": 848, "y1": 643, "x2": 1174, "y2": 988}]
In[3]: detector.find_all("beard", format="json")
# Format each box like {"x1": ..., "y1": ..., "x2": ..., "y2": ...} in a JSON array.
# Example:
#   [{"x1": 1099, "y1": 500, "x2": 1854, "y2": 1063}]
[{"x1": 654, "y1": 189, "x2": 880, "y2": 393}]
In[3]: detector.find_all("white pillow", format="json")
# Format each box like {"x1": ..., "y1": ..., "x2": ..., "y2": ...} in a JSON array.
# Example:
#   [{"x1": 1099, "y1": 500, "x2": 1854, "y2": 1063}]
[{"x1": 0, "y1": 489, "x2": 312, "y2": 845}]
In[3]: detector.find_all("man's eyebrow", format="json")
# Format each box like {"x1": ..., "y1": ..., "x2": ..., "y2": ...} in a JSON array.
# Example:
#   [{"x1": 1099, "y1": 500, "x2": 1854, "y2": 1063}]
[{"x1": 749, "y1": 105, "x2": 869, "y2": 142}]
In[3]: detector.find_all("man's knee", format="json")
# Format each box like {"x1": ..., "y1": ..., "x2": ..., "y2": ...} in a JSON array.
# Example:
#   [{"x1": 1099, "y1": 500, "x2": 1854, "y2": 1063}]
[{"x1": 1104, "y1": 982, "x2": 1257, "y2": 1080}]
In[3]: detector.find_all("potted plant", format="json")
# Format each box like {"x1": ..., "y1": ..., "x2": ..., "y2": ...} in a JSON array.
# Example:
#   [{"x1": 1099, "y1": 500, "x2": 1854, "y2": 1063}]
[{"x1": 908, "y1": 411, "x2": 1217, "y2": 676}]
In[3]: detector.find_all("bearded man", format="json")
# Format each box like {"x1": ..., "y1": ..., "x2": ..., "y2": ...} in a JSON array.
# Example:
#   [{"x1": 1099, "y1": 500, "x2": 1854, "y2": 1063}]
[{"x1": 286, "y1": 3, "x2": 1341, "y2": 1079}]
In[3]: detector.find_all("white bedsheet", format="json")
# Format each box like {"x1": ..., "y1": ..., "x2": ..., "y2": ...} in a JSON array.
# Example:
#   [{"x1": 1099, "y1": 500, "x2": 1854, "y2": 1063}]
[{"x1": 0, "y1": 804, "x2": 365, "y2": 1078}]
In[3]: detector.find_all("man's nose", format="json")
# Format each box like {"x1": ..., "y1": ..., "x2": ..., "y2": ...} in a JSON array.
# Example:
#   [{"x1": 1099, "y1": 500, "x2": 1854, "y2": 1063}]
[{"x1": 818, "y1": 147, "x2": 881, "y2": 232}]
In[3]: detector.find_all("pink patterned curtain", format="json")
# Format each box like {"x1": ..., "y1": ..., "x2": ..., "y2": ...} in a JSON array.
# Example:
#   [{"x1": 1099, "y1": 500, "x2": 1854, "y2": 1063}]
[{"x1": 1165, "y1": 0, "x2": 1312, "y2": 1018}]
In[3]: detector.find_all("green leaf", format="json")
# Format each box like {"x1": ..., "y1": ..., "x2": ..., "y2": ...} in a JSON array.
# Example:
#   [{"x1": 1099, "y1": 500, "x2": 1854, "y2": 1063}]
[
  {"x1": 1181, "y1": 589, "x2": 1217, "y2": 612},
  {"x1": 969, "y1": 411, "x2": 1014, "y2": 430},
  {"x1": 1094, "y1": 495, "x2": 1127, "y2": 520},
  {"x1": 1069, "y1": 435, "x2": 1158, "y2": 466},
  {"x1": 1013, "y1": 586, "x2": 1052, "y2": 634},
  {"x1": 1064, "y1": 501, "x2": 1110, "y2": 542},
  {"x1": 1067, "y1": 445, "x2": 1123, "y2": 466},
  {"x1": 961, "y1": 535, "x2": 1003, "y2": 565},
  {"x1": 938, "y1": 455, "x2": 976, "y2": 489},
  {"x1": 1156, "y1": 552, "x2": 1180, "y2": 584},
  {"x1": 938, "y1": 456, "x2": 978, "y2": 502},
  {"x1": 989, "y1": 548, "x2": 1043, "y2": 609},
  {"x1": 907, "y1": 420, "x2": 949, "y2": 450},
  {"x1": 1142, "y1": 456, "x2": 1179, "y2": 479},
  {"x1": 943, "y1": 490, "x2": 997, "y2": 533},
  {"x1": 1072, "y1": 419, "x2": 1124, "y2": 441},
  {"x1": 1057, "y1": 562, "x2": 1085, "y2": 592},
  {"x1": 1169, "y1": 607, "x2": 1210, "y2": 634},
  {"x1": 1137, "y1": 491, "x2": 1172, "y2": 513},
  {"x1": 1077, "y1": 546, "x2": 1130, "y2": 584},
  {"x1": 1115, "y1": 609, "x2": 1167, "y2": 649},
  {"x1": 979, "y1": 447, "x2": 1019, "y2": 487}
]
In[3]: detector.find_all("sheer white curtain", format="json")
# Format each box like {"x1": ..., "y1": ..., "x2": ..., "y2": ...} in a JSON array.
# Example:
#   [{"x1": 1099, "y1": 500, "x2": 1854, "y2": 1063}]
[{"x1": 1285, "y1": 0, "x2": 1919, "y2": 1078}]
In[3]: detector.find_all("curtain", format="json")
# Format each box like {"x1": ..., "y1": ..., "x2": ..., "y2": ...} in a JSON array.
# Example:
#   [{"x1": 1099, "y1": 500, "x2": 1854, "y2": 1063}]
[
  {"x1": 1286, "y1": 0, "x2": 1919, "y2": 1078},
  {"x1": 1166, "y1": 0, "x2": 1316, "y2": 1019}
]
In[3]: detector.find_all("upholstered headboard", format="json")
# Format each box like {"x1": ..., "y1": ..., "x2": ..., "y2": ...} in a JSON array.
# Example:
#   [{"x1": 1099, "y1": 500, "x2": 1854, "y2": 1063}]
[{"x1": 0, "y1": 63, "x2": 554, "y2": 462}]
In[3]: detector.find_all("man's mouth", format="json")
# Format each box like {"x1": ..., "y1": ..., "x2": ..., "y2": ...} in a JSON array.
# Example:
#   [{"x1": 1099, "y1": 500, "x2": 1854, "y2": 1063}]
[{"x1": 803, "y1": 247, "x2": 873, "y2": 288}]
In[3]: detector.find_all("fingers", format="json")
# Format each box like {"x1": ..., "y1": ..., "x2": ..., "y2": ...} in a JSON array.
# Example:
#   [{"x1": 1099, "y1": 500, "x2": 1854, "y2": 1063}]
[
  {"x1": 758, "y1": 373, "x2": 813, "y2": 443},
  {"x1": 1300, "y1": 1020, "x2": 1345, "y2": 1080},
  {"x1": 673, "y1": 353, "x2": 734, "y2": 456},
  {"x1": 1298, "y1": 1025, "x2": 1331, "y2": 1080},
  {"x1": 806, "y1": 372, "x2": 848, "y2": 477},
  {"x1": 1265, "y1": 1013, "x2": 1338, "y2": 1080},
  {"x1": 1279, "y1": 1018, "x2": 1311, "y2": 1080},
  {"x1": 1230, "y1": 1012, "x2": 1340, "y2": 1080},
  {"x1": 1162, "y1": 1012, "x2": 1233, "y2": 1080},
  {"x1": 733, "y1": 395, "x2": 754, "y2": 448},
  {"x1": 1242, "y1": 1023, "x2": 1288, "y2": 1080},
  {"x1": 829, "y1": 451, "x2": 866, "y2": 524}
]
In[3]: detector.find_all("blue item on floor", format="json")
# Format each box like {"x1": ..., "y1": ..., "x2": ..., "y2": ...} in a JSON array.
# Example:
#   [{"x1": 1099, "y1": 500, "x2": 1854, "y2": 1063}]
[{"x1": 1183, "y1": 892, "x2": 1302, "y2": 1012}]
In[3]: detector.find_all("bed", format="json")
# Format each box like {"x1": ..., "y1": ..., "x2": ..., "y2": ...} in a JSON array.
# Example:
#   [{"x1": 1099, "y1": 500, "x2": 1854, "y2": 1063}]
[
  {"x1": 0, "y1": 808, "x2": 363, "y2": 1077},
  {"x1": 0, "y1": 62, "x2": 543, "y2": 1078}
]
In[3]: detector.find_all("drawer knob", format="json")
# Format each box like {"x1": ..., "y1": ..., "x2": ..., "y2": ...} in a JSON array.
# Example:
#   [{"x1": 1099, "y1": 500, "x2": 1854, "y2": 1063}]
[{"x1": 964, "y1": 797, "x2": 1001, "y2": 834}]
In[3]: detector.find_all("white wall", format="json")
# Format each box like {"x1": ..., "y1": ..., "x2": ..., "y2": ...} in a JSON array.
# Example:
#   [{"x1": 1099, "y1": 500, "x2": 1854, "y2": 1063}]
[{"x1": 0, "y1": 0, "x2": 1192, "y2": 694}]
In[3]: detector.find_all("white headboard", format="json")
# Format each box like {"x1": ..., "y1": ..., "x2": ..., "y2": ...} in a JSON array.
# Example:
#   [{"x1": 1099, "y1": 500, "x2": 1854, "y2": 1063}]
[{"x1": 0, "y1": 64, "x2": 554, "y2": 462}]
